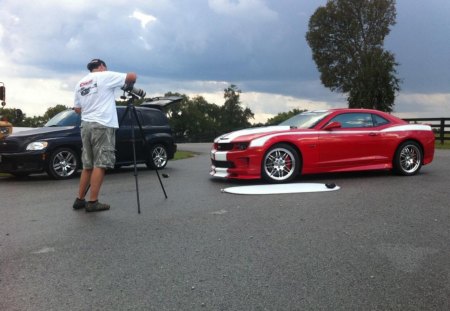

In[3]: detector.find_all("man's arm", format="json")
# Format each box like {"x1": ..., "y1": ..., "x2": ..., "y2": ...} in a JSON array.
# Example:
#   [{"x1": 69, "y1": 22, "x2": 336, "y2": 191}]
[{"x1": 125, "y1": 72, "x2": 137, "y2": 86}]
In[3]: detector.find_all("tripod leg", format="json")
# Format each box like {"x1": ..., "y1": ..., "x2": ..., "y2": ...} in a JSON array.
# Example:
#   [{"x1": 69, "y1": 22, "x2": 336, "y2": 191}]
[
  {"x1": 84, "y1": 184, "x2": 90, "y2": 196},
  {"x1": 133, "y1": 167, "x2": 141, "y2": 214},
  {"x1": 130, "y1": 106, "x2": 168, "y2": 200},
  {"x1": 154, "y1": 168, "x2": 168, "y2": 199},
  {"x1": 129, "y1": 107, "x2": 141, "y2": 214}
]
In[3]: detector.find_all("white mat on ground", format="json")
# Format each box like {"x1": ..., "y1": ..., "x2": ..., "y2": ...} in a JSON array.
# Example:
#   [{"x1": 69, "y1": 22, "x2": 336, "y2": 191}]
[{"x1": 222, "y1": 183, "x2": 340, "y2": 195}]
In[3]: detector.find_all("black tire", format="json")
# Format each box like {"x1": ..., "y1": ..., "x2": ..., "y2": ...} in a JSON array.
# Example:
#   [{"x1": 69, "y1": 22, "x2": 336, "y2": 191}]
[
  {"x1": 146, "y1": 144, "x2": 168, "y2": 169},
  {"x1": 261, "y1": 143, "x2": 300, "y2": 183},
  {"x1": 393, "y1": 141, "x2": 423, "y2": 176},
  {"x1": 46, "y1": 147, "x2": 80, "y2": 179}
]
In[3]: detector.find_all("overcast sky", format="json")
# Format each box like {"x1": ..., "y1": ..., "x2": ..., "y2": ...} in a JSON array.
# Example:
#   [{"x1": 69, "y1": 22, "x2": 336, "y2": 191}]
[{"x1": 0, "y1": 0, "x2": 449, "y2": 123}]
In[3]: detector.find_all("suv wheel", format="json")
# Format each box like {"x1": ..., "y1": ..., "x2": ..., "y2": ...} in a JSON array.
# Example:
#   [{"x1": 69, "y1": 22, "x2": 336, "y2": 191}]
[
  {"x1": 46, "y1": 147, "x2": 80, "y2": 179},
  {"x1": 146, "y1": 144, "x2": 168, "y2": 169}
]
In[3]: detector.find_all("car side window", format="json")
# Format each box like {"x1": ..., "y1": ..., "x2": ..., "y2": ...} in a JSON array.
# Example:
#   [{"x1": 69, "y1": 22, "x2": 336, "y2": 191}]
[
  {"x1": 329, "y1": 113, "x2": 374, "y2": 128},
  {"x1": 372, "y1": 114, "x2": 390, "y2": 126}
]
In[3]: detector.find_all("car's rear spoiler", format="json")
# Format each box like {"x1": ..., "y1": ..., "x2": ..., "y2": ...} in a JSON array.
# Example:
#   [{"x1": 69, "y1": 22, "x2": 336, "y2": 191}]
[{"x1": 141, "y1": 96, "x2": 183, "y2": 110}]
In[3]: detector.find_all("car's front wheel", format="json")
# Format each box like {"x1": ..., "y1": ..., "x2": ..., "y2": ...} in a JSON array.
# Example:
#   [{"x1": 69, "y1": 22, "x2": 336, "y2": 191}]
[
  {"x1": 146, "y1": 144, "x2": 168, "y2": 169},
  {"x1": 393, "y1": 141, "x2": 423, "y2": 176},
  {"x1": 46, "y1": 147, "x2": 80, "y2": 179},
  {"x1": 261, "y1": 143, "x2": 300, "y2": 183}
]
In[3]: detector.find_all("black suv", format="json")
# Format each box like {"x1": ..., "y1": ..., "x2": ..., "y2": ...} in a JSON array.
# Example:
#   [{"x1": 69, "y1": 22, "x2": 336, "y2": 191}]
[{"x1": 0, "y1": 97, "x2": 179, "y2": 179}]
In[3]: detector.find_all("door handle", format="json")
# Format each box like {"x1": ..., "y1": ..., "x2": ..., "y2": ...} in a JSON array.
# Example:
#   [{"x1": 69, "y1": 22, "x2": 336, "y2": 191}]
[{"x1": 369, "y1": 132, "x2": 379, "y2": 136}]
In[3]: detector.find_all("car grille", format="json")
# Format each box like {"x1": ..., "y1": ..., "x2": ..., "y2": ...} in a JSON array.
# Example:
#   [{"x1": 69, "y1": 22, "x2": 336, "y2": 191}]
[
  {"x1": 0, "y1": 141, "x2": 21, "y2": 153},
  {"x1": 216, "y1": 143, "x2": 234, "y2": 151},
  {"x1": 212, "y1": 159, "x2": 234, "y2": 168},
  {"x1": 0, "y1": 160, "x2": 41, "y2": 171}
]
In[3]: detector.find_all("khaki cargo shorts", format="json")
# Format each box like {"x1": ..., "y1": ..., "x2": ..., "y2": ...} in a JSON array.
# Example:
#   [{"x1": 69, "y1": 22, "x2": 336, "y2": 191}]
[{"x1": 80, "y1": 121, "x2": 116, "y2": 169}]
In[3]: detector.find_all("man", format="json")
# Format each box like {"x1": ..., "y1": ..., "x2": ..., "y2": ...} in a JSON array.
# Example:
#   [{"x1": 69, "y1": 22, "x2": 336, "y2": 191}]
[{"x1": 72, "y1": 59, "x2": 137, "y2": 212}]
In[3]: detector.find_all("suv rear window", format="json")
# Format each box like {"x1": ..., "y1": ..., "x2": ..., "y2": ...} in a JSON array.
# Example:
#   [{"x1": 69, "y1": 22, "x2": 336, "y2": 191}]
[
  {"x1": 117, "y1": 107, "x2": 168, "y2": 127},
  {"x1": 141, "y1": 109, "x2": 167, "y2": 126}
]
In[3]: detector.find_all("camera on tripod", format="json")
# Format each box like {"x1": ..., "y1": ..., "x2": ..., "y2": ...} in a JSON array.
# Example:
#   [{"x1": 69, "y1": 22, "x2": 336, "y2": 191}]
[
  {"x1": 121, "y1": 83, "x2": 146, "y2": 98},
  {"x1": 118, "y1": 84, "x2": 169, "y2": 214}
]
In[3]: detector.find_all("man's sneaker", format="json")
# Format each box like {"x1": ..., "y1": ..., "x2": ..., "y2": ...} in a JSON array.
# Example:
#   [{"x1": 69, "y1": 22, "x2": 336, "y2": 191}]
[
  {"x1": 85, "y1": 201, "x2": 110, "y2": 213},
  {"x1": 73, "y1": 198, "x2": 86, "y2": 210}
]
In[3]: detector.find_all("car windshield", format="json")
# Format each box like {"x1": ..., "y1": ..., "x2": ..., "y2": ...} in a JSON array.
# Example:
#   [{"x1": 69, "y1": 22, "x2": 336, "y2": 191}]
[
  {"x1": 45, "y1": 110, "x2": 80, "y2": 127},
  {"x1": 279, "y1": 110, "x2": 331, "y2": 129}
]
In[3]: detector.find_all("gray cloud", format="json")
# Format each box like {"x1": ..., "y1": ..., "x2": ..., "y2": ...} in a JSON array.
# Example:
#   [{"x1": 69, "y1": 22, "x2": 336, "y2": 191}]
[{"x1": 0, "y1": 0, "x2": 449, "y2": 119}]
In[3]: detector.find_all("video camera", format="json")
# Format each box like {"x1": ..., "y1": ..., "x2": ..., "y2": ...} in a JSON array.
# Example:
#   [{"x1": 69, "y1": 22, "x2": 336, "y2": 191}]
[{"x1": 121, "y1": 83, "x2": 146, "y2": 98}]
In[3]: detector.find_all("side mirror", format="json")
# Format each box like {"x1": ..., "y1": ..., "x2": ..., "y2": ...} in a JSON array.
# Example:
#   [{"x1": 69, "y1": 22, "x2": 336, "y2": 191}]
[{"x1": 323, "y1": 121, "x2": 342, "y2": 131}]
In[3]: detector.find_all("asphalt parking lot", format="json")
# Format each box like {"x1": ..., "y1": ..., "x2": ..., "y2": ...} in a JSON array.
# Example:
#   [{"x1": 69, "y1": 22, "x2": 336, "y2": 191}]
[{"x1": 1, "y1": 143, "x2": 449, "y2": 311}]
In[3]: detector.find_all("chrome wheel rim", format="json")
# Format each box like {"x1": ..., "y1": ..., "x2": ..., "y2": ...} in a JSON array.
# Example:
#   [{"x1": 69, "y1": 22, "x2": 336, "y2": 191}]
[
  {"x1": 264, "y1": 148, "x2": 296, "y2": 181},
  {"x1": 400, "y1": 144, "x2": 421, "y2": 174},
  {"x1": 52, "y1": 150, "x2": 77, "y2": 177},
  {"x1": 152, "y1": 146, "x2": 167, "y2": 168}
]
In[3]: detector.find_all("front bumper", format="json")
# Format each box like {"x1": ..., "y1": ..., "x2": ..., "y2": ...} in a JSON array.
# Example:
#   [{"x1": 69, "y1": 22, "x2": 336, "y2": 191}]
[
  {"x1": 0, "y1": 151, "x2": 47, "y2": 174},
  {"x1": 210, "y1": 148, "x2": 262, "y2": 180}
]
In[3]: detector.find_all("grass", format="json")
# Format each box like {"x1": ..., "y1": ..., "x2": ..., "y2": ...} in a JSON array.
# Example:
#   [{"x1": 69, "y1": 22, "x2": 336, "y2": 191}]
[
  {"x1": 173, "y1": 150, "x2": 197, "y2": 160},
  {"x1": 435, "y1": 141, "x2": 450, "y2": 149},
  {"x1": 435, "y1": 133, "x2": 450, "y2": 149}
]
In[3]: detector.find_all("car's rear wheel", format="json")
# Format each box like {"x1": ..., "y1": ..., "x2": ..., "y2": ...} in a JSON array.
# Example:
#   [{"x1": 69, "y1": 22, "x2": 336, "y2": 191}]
[
  {"x1": 146, "y1": 144, "x2": 168, "y2": 169},
  {"x1": 261, "y1": 144, "x2": 300, "y2": 183},
  {"x1": 393, "y1": 141, "x2": 423, "y2": 176},
  {"x1": 46, "y1": 147, "x2": 80, "y2": 179}
]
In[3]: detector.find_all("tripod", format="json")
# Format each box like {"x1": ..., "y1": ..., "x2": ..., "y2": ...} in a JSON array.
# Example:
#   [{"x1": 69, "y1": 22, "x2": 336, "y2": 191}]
[{"x1": 119, "y1": 91, "x2": 168, "y2": 214}]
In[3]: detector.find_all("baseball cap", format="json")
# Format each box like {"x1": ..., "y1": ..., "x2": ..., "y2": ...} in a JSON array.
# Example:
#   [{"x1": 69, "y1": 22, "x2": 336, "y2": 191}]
[{"x1": 87, "y1": 59, "x2": 107, "y2": 71}]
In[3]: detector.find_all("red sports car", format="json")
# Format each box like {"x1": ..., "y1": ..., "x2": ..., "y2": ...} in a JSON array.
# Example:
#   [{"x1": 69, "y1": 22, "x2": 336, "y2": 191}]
[{"x1": 210, "y1": 108, "x2": 435, "y2": 183}]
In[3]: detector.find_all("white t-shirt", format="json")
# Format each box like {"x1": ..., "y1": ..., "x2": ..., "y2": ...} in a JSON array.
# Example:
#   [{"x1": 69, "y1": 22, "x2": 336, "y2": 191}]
[{"x1": 74, "y1": 71, "x2": 127, "y2": 128}]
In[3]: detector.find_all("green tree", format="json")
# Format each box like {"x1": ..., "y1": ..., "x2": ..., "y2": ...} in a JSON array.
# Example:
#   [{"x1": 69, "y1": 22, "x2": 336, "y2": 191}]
[
  {"x1": 219, "y1": 85, "x2": 254, "y2": 133},
  {"x1": 166, "y1": 93, "x2": 222, "y2": 142},
  {"x1": 1, "y1": 105, "x2": 68, "y2": 127},
  {"x1": 266, "y1": 108, "x2": 306, "y2": 125},
  {"x1": 165, "y1": 86, "x2": 255, "y2": 141},
  {"x1": 0, "y1": 108, "x2": 24, "y2": 125},
  {"x1": 21, "y1": 115, "x2": 47, "y2": 127},
  {"x1": 43, "y1": 104, "x2": 69, "y2": 121},
  {"x1": 306, "y1": 0, "x2": 400, "y2": 112}
]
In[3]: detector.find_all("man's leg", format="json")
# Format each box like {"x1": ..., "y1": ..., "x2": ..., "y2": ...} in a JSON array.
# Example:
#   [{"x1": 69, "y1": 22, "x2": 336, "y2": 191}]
[
  {"x1": 78, "y1": 168, "x2": 92, "y2": 200},
  {"x1": 88, "y1": 167, "x2": 106, "y2": 202},
  {"x1": 84, "y1": 124, "x2": 113, "y2": 212}
]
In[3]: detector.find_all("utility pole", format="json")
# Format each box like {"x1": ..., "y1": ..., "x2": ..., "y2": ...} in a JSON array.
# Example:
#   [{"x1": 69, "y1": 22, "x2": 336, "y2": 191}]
[{"x1": 0, "y1": 82, "x2": 5, "y2": 107}]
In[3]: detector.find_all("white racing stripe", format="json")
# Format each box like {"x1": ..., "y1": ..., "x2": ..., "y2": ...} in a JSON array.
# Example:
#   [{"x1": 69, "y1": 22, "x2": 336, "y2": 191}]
[
  {"x1": 381, "y1": 124, "x2": 431, "y2": 132},
  {"x1": 247, "y1": 124, "x2": 432, "y2": 147},
  {"x1": 211, "y1": 150, "x2": 228, "y2": 161},
  {"x1": 210, "y1": 167, "x2": 228, "y2": 178},
  {"x1": 215, "y1": 126, "x2": 291, "y2": 143}
]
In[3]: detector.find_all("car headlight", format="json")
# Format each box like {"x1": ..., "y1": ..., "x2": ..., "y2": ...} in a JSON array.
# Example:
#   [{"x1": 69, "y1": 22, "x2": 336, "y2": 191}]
[
  {"x1": 26, "y1": 141, "x2": 49, "y2": 150},
  {"x1": 234, "y1": 142, "x2": 249, "y2": 150}
]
